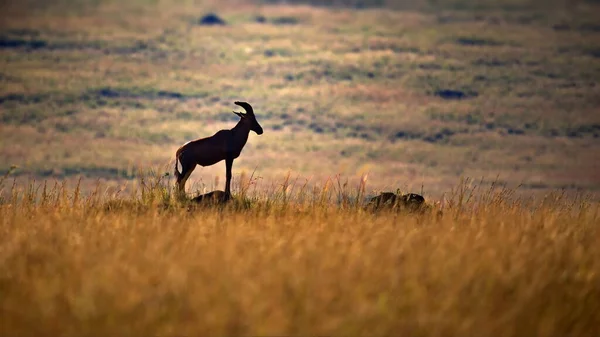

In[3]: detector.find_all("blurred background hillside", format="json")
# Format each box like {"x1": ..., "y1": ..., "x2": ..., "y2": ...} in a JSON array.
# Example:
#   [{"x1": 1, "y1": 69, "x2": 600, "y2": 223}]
[{"x1": 1, "y1": 0, "x2": 599, "y2": 198}]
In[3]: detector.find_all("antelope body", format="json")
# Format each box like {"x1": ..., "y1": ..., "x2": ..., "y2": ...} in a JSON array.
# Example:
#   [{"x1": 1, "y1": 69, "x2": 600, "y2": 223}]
[{"x1": 174, "y1": 101, "x2": 263, "y2": 198}]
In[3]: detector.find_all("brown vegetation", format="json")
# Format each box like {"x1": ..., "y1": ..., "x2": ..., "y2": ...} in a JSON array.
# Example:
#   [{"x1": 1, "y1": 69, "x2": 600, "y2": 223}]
[
  {"x1": 1, "y1": 173, "x2": 599, "y2": 336},
  {"x1": 1, "y1": 0, "x2": 599, "y2": 198}
]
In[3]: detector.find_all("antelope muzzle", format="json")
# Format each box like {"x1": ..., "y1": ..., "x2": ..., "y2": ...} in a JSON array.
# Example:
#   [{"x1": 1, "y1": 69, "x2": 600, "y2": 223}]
[{"x1": 253, "y1": 122, "x2": 264, "y2": 135}]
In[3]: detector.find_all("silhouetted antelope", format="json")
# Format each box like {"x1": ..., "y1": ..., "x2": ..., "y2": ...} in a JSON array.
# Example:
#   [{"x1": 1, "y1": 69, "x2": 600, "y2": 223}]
[{"x1": 174, "y1": 101, "x2": 263, "y2": 199}]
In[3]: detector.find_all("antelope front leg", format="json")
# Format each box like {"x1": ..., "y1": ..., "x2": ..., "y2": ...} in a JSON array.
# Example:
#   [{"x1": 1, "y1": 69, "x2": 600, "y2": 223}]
[{"x1": 224, "y1": 155, "x2": 233, "y2": 200}]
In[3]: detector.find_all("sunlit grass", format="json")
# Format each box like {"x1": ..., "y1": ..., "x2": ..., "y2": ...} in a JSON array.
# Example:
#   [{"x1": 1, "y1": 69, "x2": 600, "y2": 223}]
[
  {"x1": 1, "y1": 168, "x2": 599, "y2": 336},
  {"x1": 1, "y1": 1, "x2": 600, "y2": 332},
  {"x1": 1, "y1": 0, "x2": 600, "y2": 197}
]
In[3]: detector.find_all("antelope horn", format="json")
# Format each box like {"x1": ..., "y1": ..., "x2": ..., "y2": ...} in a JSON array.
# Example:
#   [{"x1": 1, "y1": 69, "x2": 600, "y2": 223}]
[{"x1": 234, "y1": 101, "x2": 254, "y2": 116}]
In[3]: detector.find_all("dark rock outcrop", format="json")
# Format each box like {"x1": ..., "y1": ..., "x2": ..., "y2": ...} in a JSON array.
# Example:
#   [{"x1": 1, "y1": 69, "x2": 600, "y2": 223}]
[
  {"x1": 198, "y1": 13, "x2": 226, "y2": 26},
  {"x1": 190, "y1": 190, "x2": 229, "y2": 206},
  {"x1": 366, "y1": 192, "x2": 428, "y2": 213}
]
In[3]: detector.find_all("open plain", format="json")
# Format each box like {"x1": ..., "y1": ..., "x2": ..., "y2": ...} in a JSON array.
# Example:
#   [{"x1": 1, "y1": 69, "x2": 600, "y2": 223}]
[{"x1": 1, "y1": 0, "x2": 600, "y2": 335}]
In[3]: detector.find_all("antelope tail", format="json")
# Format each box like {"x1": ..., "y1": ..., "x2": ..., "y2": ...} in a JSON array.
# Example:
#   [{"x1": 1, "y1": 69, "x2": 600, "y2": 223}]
[{"x1": 174, "y1": 156, "x2": 182, "y2": 179}]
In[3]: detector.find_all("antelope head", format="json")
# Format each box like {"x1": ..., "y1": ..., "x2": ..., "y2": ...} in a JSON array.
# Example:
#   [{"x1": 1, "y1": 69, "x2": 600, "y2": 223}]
[{"x1": 233, "y1": 101, "x2": 264, "y2": 135}]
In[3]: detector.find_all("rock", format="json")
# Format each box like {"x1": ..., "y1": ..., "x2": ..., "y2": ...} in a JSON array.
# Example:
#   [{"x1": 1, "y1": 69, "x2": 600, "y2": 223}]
[
  {"x1": 198, "y1": 13, "x2": 226, "y2": 26},
  {"x1": 366, "y1": 192, "x2": 427, "y2": 213},
  {"x1": 434, "y1": 89, "x2": 478, "y2": 100},
  {"x1": 190, "y1": 190, "x2": 229, "y2": 207}
]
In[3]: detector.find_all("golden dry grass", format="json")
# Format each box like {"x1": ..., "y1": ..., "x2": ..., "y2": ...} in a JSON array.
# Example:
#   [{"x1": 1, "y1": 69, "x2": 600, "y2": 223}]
[
  {"x1": 2, "y1": 1, "x2": 600, "y2": 334},
  {"x1": 1, "y1": 171, "x2": 599, "y2": 336},
  {"x1": 2, "y1": 0, "x2": 600, "y2": 198}
]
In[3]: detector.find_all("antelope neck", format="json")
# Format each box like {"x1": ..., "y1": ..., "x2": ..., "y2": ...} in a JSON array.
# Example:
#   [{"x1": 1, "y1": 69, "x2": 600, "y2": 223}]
[
  {"x1": 228, "y1": 119, "x2": 250, "y2": 152},
  {"x1": 232, "y1": 119, "x2": 251, "y2": 137}
]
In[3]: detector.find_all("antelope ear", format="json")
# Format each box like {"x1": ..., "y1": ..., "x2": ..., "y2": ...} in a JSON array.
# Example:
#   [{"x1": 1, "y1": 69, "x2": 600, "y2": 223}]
[{"x1": 233, "y1": 111, "x2": 246, "y2": 118}]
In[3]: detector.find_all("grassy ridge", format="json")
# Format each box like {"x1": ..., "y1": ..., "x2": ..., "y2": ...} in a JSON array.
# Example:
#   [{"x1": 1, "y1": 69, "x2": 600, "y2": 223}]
[{"x1": 1, "y1": 172, "x2": 599, "y2": 336}]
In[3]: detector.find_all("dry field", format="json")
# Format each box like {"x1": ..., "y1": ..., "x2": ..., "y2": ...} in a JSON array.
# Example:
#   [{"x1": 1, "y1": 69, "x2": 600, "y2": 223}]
[{"x1": 1, "y1": 172, "x2": 599, "y2": 336}]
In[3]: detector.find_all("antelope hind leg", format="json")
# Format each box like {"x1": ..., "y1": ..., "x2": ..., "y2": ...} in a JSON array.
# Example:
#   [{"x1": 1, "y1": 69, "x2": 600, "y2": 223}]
[{"x1": 176, "y1": 163, "x2": 196, "y2": 198}]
